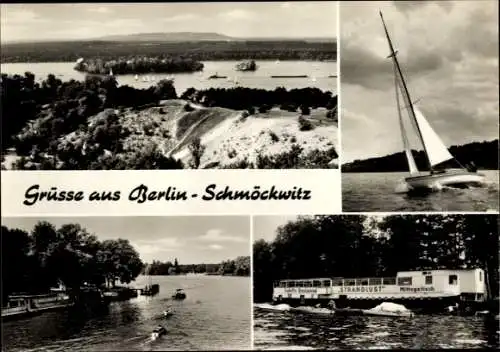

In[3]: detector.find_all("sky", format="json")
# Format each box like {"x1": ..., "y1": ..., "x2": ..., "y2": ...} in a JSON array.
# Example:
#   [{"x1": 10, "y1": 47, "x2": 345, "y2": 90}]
[
  {"x1": 253, "y1": 215, "x2": 300, "y2": 242},
  {"x1": 1, "y1": 216, "x2": 250, "y2": 264},
  {"x1": 0, "y1": 2, "x2": 337, "y2": 43},
  {"x1": 340, "y1": 0, "x2": 499, "y2": 162}
]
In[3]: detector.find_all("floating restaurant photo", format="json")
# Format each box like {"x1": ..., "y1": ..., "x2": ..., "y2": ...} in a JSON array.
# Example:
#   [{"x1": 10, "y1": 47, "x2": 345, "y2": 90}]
[{"x1": 272, "y1": 268, "x2": 487, "y2": 311}]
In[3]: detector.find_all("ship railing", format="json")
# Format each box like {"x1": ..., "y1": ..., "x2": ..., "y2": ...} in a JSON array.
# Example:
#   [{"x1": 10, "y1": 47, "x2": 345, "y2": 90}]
[{"x1": 273, "y1": 276, "x2": 397, "y2": 288}]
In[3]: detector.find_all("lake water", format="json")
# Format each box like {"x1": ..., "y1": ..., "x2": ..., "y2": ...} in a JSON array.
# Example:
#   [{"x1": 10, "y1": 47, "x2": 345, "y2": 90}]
[
  {"x1": 0, "y1": 61, "x2": 337, "y2": 95},
  {"x1": 2, "y1": 275, "x2": 251, "y2": 351},
  {"x1": 342, "y1": 170, "x2": 499, "y2": 212},
  {"x1": 254, "y1": 307, "x2": 499, "y2": 350}
]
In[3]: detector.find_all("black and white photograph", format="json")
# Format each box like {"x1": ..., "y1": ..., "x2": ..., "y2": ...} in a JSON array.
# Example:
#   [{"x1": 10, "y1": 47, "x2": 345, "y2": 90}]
[
  {"x1": 1, "y1": 2, "x2": 338, "y2": 171},
  {"x1": 1, "y1": 216, "x2": 251, "y2": 351},
  {"x1": 340, "y1": 1, "x2": 499, "y2": 212},
  {"x1": 252, "y1": 214, "x2": 499, "y2": 350}
]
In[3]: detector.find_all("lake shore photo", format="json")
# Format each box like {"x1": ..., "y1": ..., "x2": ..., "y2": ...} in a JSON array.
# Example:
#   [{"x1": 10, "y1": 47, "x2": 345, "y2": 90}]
[
  {"x1": 1, "y1": 216, "x2": 251, "y2": 351},
  {"x1": 253, "y1": 214, "x2": 499, "y2": 350},
  {"x1": 1, "y1": 2, "x2": 338, "y2": 170},
  {"x1": 340, "y1": 1, "x2": 498, "y2": 212}
]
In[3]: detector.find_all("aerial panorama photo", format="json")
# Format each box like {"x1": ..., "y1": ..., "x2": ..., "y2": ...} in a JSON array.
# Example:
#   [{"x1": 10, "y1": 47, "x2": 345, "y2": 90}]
[{"x1": 0, "y1": 2, "x2": 338, "y2": 170}]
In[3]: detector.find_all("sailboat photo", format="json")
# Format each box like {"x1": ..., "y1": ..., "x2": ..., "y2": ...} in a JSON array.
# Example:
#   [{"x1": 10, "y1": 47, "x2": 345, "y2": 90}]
[{"x1": 380, "y1": 12, "x2": 486, "y2": 190}]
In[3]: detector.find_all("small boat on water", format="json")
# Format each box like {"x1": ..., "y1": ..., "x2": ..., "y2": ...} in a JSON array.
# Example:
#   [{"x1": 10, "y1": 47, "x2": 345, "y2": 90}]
[
  {"x1": 380, "y1": 11, "x2": 485, "y2": 190},
  {"x1": 291, "y1": 306, "x2": 334, "y2": 316},
  {"x1": 362, "y1": 302, "x2": 414, "y2": 318},
  {"x1": 270, "y1": 75, "x2": 308, "y2": 78},
  {"x1": 151, "y1": 325, "x2": 167, "y2": 340},
  {"x1": 134, "y1": 74, "x2": 139, "y2": 81},
  {"x1": 208, "y1": 73, "x2": 227, "y2": 79},
  {"x1": 163, "y1": 307, "x2": 173, "y2": 317},
  {"x1": 172, "y1": 289, "x2": 186, "y2": 300}
]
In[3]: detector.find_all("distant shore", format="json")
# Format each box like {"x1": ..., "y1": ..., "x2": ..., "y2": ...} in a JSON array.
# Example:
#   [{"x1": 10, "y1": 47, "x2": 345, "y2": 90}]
[
  {"x1": 1, "y1": 40, "x2": 337, "y2": 63},
  {"x1": 342, "y1": 139, "x2": 498, "y2": 173}
]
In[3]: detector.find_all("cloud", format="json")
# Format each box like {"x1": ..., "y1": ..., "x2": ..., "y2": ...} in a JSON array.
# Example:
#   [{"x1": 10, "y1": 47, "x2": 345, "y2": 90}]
[
  {"x1": 220, "y1": 9, "x2": 255, "y2": 21},
  {"x1": 131, "y1": 237, "x2": 184, "y2": 257},
  {"x1": 163, "y1": 13, "x2": 198, "y2": 22},
  {"x1": 1, "y1": 8, "x2": 48, "y2": 25},
  {"x1": 88, "y1": 6, "x2": 111, "y2": 14},
  {"x1": 340, "y1": 1, "x2": 498, "y2": 162},
  {"x1": 209, "y1": 244, "x2": 223, "y2": 250},
  {"x1": 198, "y1": 229, "x2": 247, "y2": 243}
]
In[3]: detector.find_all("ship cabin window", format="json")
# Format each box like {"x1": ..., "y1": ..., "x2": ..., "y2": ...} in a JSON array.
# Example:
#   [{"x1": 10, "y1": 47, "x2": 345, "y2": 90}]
[
  {"x1": 331, "y1": 279, "x2": 343, "y2": 286},
  {"x1": 304, "y1": 281, "x2": 313, "y2": 288},
  {"x1": 370, "y1": 278, "x2": 382, "y2": 285},
  {"x1": 397, "y1": 277, "x2": 413, "y2": 286},
  {"x1": 313, "y1": 280, "x2": 321, "y2": 287},
  {"x1": 479, "y1": 271, "x2": 482, "y2": 281},
  {"x1": 449, "y1": 275, "x2": 458, "y2": 285},
  {"x1": 425, "y1": 275, "x2": 433, "y2": 285},
  {"x1": 288, "y1": 281, "x2": 296, "y2": 288},
  {"x1": 297, "y1": 281, "x2": 304, "y2": 287},
  {"x1": 344, "y1": 279, "x2": 355, "y2": 286},
  {"x1": 383, "y1": 277, "x2": 396, "y2": 285},
  {"x1": 322, "y1": 280, "x2": 332, "y2": 287},
  {"x1": 358, "y1": 279, "x2": 369, "y2": 286}
]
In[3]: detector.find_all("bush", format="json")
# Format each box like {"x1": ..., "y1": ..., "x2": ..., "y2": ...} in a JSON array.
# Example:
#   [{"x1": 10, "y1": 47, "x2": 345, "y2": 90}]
[
  {"x1": 269, "y1": 131, "x2": 280, "y2": 143},
  {"x1": 300, "y1": 105, "x2": 311, "y2": 115},
  {"x1": 298, "y1": 116, "x2": 314, "y2": 131},
  {"x1": 188, "y1": 137, "x2": 206, "y2": 169},
  {"x1": 247, "y1": 106, "x2": 255, "y2": 115},
  {"x1": 184, "y1": 103, "x2": 195, "y2": 112}
]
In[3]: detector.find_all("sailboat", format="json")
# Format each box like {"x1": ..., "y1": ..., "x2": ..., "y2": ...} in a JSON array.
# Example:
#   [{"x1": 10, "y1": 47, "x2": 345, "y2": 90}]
[{"x1": 380, "y1": 12, "x2": 485, "y2": 190}]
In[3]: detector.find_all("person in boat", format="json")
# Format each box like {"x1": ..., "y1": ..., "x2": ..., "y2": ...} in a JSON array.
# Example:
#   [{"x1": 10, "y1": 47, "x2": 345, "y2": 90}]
[
  {"x1": 327, "y1": 299, "x2": 336, "y2": 310},
  {"x1": 466, "y1": 161, "x2": 477, "y2": 173}
]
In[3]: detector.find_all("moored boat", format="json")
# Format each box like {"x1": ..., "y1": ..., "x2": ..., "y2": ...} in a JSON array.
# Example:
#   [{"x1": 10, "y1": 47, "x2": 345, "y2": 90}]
[
  {"x1": 172, "y1": 288, "x2": 186, "y2": 300},
  {"x1": 362, "y1": 302, "x2": 414, "y2": 317}
]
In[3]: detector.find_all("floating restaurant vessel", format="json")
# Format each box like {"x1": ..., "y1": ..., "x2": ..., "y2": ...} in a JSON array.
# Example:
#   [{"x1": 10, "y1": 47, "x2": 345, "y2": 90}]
[{"x1": 272, "y1": 269, "x2": 486, "y2": 310}]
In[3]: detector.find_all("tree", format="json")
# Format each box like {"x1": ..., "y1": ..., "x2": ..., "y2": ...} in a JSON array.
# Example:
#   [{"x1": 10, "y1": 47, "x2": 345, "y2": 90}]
[
  {"x1": 188, "y1": 137, "x2": 206, "y2": 169},
  {"x1": 97, "y1": 239, "x2": 143, "y2": 287}
]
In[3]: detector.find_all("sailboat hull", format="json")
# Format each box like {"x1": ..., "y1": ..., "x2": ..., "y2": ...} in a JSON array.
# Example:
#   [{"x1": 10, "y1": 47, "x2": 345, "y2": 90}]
[{"x1": 405, "y1": 171, "x2": 486, "y2": 189}]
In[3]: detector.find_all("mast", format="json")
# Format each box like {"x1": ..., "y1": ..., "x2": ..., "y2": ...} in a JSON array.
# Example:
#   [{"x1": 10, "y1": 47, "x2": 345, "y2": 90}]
[{"x1": 379, "y1": 11, "x2": 433, "y2": 172}]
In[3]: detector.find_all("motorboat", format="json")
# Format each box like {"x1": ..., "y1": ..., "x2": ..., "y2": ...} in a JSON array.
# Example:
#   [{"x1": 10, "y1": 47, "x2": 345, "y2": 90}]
[
  {"x1": 362, "y1": 302, "x2": 414, "y2": 318},
  {"x1": 163, "y1": 307, "x2": 173, "y2": 317},
  {"x1": 291, "y1": 305, "x2": 334, "y2": 316},
  {"x1": 380, "y1": 11, "x2": 486, "y2": 190},
  {"x1": 151, "y1": 325, "x2": 167, "y2": 340},
  {"x1": 172, "y1": 289, "x2": 186, "y2": 300},
  {"x1": 207, "y1": 73, "x2": 227, "y2": 79}
]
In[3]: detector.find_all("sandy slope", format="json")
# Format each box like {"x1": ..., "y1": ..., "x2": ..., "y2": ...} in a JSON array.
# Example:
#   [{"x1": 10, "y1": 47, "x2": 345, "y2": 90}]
[
  {"x1": 55, "y1": 100, "x2": 338, "y2": 168},
  {"x1": 172, "y1": 107, "x2": 338, "y2": 168}
]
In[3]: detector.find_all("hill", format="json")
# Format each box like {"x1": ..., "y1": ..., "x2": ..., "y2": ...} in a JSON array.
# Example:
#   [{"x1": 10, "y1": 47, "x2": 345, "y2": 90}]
[
  {"x1": 97, "y1": 32, "x2": 234, "y2": 42},
  {"x1": 342, "y1": 139, "x2": 499, "y2": 172}
]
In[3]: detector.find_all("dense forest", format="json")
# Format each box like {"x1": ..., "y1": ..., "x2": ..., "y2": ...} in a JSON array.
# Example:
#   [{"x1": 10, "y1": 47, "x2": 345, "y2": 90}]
[
  {"x1": 253, "y1": 215, "x2": 499, "y2": 303},
  {"x1": 2, "y1": 222, "x2": 144, "y2": 304},
  {"x1": 74, "y1": 57, "x2": 204, "y2": 75},
  {"x1": 142, "y1": 256, "x2": 250, "y2": 276},
  {"x1": 342, "y1": 140, "x2": 499, "y2": 172},
  {"x1": 1, "y1": 40, "x2": 337, "y2": 63},
  {"x1": 1, "y1": 72, "x2": 337, "y2": 170}
]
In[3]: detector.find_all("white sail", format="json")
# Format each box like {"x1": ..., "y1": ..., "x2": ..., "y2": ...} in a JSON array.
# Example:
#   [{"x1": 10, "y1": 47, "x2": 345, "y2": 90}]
[
  {"x1": 413, "y1": 107, "x2": 454, "y2": 167},
  {"x1": 394, "y1": 67, "x2": 419, "y2": 174}
]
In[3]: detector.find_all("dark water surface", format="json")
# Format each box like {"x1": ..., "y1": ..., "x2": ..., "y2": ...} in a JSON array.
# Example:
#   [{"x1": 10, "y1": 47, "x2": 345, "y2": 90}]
[
  {"x1": 1, "y1": 61, "x2": 337, "y2": 94},
  {"x1": 2, "y1": 275, "x2": 251, "y2": 351},
  {"x1": 254, "y1": 307, "x2": 499, "y2": 350},
  {"x1": 342, "y1": 170, "x2": 499, "y2": 212}
]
